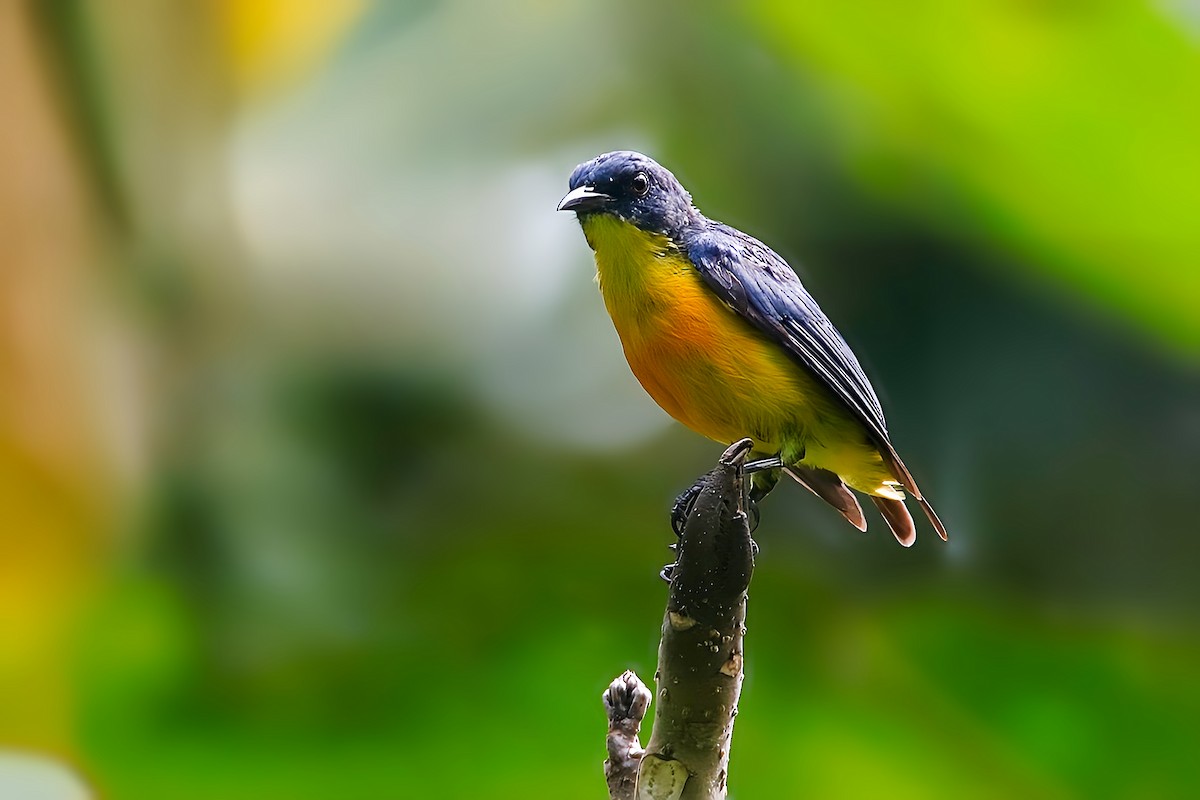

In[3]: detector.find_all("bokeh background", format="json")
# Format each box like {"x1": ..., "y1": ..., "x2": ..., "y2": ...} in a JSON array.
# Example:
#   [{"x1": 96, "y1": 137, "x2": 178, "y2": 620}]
[{"x1": 2, "y1": 1, "x2": 1198, "y2": 797}]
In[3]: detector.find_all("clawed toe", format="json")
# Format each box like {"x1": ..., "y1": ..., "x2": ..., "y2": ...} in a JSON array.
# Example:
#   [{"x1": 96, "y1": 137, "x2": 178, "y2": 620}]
[
  {"x1": 670, "y1": 480, "x2": 705, "y2": 537},
  {"x1": 746, "y1": 497, "x2": 761, "y2": 534}
]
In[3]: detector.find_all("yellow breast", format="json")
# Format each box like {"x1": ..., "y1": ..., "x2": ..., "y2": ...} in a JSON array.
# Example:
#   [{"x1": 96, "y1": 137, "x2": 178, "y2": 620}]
[{"x1": 581, "y1": 215, "x2": 822, "y2": 456}]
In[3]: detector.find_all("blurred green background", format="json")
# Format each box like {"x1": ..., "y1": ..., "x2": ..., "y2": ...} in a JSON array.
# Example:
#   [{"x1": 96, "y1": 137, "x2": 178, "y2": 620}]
[{"x1": 1, "y1": 1, "x2": 1198, "y2": 797}]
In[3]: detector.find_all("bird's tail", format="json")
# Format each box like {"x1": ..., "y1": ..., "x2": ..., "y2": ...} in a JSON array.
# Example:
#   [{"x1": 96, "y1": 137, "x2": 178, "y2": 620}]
[
  {"x1": 878, "y1": 441, "x2": 949, "y2": 542},
  {"x1": 784, "y1": 465, "x2": 867, "y2": 532},
  {"x1": 916, "y1": 496, "x2": 948, "y2": 542},
  {"x1": 785, "y1": 460, "x2": 948, "y2": 546},
  {"x1": 871, "y1": 496, "x2": 916, "y2": 548}
]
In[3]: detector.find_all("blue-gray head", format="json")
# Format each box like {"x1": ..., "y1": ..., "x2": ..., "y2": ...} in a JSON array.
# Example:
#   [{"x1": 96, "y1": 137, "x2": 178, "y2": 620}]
[{"x1": 557, "y1": 151, "x2": 697, "y2": 235}]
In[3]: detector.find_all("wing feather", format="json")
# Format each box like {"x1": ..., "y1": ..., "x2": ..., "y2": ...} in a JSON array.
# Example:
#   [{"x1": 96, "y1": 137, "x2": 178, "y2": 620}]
[{"x1": 684, "y1": 222, "x2": 923, "y2": 497}]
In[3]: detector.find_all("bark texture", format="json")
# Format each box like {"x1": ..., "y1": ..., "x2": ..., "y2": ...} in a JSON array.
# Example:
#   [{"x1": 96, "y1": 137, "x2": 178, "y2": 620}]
[{"x1": 604, "y1": 439, "x2": 756, "y2": 800}]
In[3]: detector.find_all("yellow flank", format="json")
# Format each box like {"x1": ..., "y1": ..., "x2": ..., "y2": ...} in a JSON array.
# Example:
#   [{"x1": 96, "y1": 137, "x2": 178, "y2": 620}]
[{"x1": 581, "y1": 215, "x2": 901, "y2": 499}]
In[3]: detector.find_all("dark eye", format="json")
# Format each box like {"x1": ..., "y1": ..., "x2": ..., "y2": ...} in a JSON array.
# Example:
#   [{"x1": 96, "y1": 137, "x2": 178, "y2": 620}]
[{"x1": 631, "y1": 172, "x2": 649, "y2": 196}]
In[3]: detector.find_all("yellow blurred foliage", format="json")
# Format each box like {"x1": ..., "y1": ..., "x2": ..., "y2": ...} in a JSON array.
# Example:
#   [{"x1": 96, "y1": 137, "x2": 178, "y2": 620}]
[{"x1": 215, "y1": 0, "x2": 368, "y2": 97}]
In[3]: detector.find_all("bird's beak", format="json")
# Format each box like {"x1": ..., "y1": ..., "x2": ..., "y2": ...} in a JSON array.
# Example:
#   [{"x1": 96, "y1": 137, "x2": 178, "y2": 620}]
[{"x1": 557, "y1": 184, "x2": 613, "y2": 213}]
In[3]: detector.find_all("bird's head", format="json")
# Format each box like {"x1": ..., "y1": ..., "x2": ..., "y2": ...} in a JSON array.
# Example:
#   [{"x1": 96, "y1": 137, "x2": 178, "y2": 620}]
[{"x1": 557, "y1": 151, "x2": 696, "y2": 236}]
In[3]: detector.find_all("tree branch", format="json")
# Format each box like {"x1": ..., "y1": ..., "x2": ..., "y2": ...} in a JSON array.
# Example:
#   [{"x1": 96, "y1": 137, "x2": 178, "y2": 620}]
[{"x1": 604, "y1": 438, "x2": 756, "y2": 800}]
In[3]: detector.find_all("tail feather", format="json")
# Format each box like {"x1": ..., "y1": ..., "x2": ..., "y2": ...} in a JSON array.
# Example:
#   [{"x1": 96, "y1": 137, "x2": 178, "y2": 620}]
[
  {"x1": 784, "y1": 465, "x2": 867, "y2": 532},
  {"x1": 878, "y1": 441, "x2": 922, "y2": 500},
  {"x1": 877, "y1": 438, "x2": 950, "y2": 542},
  {"x1": 917, "y1": 496, "x2": 948, "y2": 541},
  {"x1": 871, "y1": 496, "x2": 916, "y2": 547}
]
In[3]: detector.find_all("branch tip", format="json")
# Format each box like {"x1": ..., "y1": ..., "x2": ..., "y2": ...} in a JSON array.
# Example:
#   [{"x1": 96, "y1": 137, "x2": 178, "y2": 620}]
[
  {"x1": 718, "y1": 438, "x2": 755, "y2": 467},
  {"x1": 604, "y1": 670, "x2": 652, "y2": 729}
]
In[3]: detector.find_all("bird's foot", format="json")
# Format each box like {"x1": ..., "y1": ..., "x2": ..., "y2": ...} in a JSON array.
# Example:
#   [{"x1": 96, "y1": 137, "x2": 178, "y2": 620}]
[
  {"x1": 745, "y1": 498, "x2": 761, "y2": 536},
  {"x1": 671, "y1": 476, "x2": 763, "y2": 537},
  {"x1": 670, "y1": 479, "x2": 705, "y2": 538}
]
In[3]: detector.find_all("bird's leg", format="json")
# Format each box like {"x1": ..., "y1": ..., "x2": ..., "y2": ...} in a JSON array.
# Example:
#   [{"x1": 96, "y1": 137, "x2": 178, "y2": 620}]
[
  {"x1": 743, "y1": 453, "x2": 789, "y2": 542},
  {"x1": 745, "y1": 455, "x2": 784, "y2": 505},
  {"x1": 672, "y1": 453, "x2": 784, "y2": 538},
  {"x1": 748, "y1": 468, "x2": 778, "y2": 504},
  {"x1": 744, "y1": 456, "x2": 784, "y2": 474},
  {"x1": 744, "y1": 468, "x2": 777, "y2": 540}
]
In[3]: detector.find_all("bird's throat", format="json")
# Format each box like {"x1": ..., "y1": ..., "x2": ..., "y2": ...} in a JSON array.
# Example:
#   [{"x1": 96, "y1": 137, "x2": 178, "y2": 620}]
[{"x1": 581, "y1": 215, "x2": 686, "y2": 322}]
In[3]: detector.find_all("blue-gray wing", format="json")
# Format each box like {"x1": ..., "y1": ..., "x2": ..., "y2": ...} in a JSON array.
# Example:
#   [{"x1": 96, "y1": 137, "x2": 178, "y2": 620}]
[
  {"x1": 684, "y1": 222, "x2": 919, "y2": 493},
  {"x1": 685, "y1": 221, "x2": 949, "y2": 541}
]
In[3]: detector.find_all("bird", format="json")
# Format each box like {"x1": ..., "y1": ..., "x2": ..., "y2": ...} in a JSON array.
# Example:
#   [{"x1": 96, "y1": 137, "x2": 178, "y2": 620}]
[{"x1": 557, "y1": 150, "x2": 947, "y2": 547}]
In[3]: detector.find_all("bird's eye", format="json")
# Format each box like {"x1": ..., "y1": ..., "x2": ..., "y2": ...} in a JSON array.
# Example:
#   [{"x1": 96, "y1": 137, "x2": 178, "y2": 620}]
[{"x1": 631, "y1": 172, "x2": 649, "y2": 196}]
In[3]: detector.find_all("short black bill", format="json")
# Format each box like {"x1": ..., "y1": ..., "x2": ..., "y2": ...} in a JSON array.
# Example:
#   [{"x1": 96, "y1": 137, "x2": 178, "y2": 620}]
[{"x1": 557, "y1": 184, "x2": 613, "y2": 212}]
